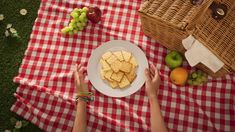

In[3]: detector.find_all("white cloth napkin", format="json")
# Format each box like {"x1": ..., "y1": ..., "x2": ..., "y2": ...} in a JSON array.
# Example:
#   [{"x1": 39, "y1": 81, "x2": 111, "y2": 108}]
[{"x1": 182, "y1": 35, "x2": 224, "y2": 73}]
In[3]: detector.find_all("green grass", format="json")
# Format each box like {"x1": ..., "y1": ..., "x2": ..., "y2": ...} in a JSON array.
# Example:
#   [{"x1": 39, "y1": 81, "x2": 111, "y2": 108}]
[{"x1": 0, "y1": 0, "x2": 41, "y2": 131}]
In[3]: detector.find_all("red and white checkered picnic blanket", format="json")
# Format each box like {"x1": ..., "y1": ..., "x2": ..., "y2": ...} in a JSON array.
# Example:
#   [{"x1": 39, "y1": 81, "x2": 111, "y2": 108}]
[{"x1": 11, "y1": 0, "x2": 235, "y2": 131}]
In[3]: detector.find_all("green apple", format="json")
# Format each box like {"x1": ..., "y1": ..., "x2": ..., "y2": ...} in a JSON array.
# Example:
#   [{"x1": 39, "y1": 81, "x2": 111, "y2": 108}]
[{"x1": 165, "y1": 51, "x2": 183, "y2": 69}]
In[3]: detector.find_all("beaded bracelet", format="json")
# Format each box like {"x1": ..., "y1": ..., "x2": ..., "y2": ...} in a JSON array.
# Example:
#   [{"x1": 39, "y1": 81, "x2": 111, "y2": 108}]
[{"x1": 75, "y1": 92, "x2": 94, "y2": 103}]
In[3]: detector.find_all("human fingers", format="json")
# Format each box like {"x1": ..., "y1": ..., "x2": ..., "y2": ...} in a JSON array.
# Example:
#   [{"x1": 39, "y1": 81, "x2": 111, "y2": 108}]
[
  {"x1": 151, "y1": 64, "x2": 160, "y2": 81},
  {"x1": 145, "y1": 68, "x2": 152, "y2": 82},
  {"x1": 78, "y1": 67, "x2": 86, "y2": 81},
  {"x1": 83, "y1": 67, "x2": 88, "y2": 75},
  {"x1": 77, "y1": 64, "x2": 82, "y2": 71},
  {"x1": 151, "y1": 64, "x2": 158, "y2": 74},
  {"x1": 73, "y1": 64, "x2": 79, "y2": 80},
  {"x1": 74, "y1": 70, "x2": 81, "y2": 88},
  {"x1": 72, "y1": 64, "x2": 77, "y2": 72},
  {"x1": 150, "y1": 66, "x2": 155, "y2": 77},
  {"x1": 78, "y1": 66, "x2": 85, "y2": 74},
  {"x1": 74, "y1": 64, "x2": 83, "y2": 85}
]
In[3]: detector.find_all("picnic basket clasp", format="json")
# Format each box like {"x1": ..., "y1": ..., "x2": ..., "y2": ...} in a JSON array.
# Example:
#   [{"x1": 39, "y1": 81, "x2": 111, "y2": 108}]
[
  {"x1": 191, "y1": 0, "x2": 204, "y2": 5},
  {"x1": 209, "y1": 2, "x2": 228, "y2": 20}
]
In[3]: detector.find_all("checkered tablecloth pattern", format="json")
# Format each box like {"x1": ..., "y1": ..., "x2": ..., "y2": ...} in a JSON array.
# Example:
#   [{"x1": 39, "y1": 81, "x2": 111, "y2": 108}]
[{"x1": 11, "y1": 0, "x2": 235, "y2": 131}]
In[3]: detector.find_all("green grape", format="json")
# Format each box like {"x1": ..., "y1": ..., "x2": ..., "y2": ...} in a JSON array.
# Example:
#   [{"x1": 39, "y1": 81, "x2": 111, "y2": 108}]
[
  {"x1": 197, "y1": 71, "x2": 203, "y2": 78},
  {"x1": 70, "y1": 19, "x2": 77, "y2": 25},
  {"x1": 81, "y1": 7, "x2": 88, "y2": 13},
  {"x1": 79, "y1": 12, "x2": 87, "y2": 22},
  {"x1": 192, "y1": 72, "x2": 198, "y2": 79},
  {"x1": 81, "y1": 22, "x2": 86, "y2": 27},
  {"x1": 73, "y1": 29, "x2": 78, "y2": 34},
  {"x1": 83, "y1": 17, "x2": 88, "y2": 23},
  {"x1": 74, "y1": 8, "x2": 80, "y2": 12},
  {"x1": 201, "y1": 76, "x2": 208, "y2": 83},
  {"x1": 76, "y1": 22, "x2": 82, "y2": 28},
  {"x1": 78, "y1": 26, "x2": 84, "y2": 31},
  {"x1": 69, "y1": 23, "x2": 77, "y2": 29},
  {"x1": 188, "y1": 79, "x2": 193, "y2": 85},
  {"x1": 192, "y1": 81, "x2": 199, "y2": 86},
  {"x1": 71, "y1": 11, "x2": 79, "y2": 18},
  {"x1": 61, "y1": 27, "x2": 70, "y2": 34},
  {"x1": 69, "y1": 23, "x2": 73, "y2": 27},
  {"x1": 68, "y1": 26, "x2": 73, "y2": 31},
  {"x1": 196, "y1": 78, "x2": 202, "y2": 84},
  {"x1": 68, "y1": 31, "x2": 73, "y2": 35},
  {"x1": 74, "y1": 8, "x2": 82, "y2": 13},
  {"x1": 73, "y1": 18, "x2": 79, "y2": 23}
]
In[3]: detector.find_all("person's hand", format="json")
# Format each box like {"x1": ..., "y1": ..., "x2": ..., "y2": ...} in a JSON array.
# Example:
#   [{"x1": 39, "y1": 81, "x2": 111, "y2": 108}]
[
  {"x1": 145, "y1": 64, "x2": 161, "y2": 98},
  {"x1": 73, "y1": 64, "x2": 88, "y2": 93}
]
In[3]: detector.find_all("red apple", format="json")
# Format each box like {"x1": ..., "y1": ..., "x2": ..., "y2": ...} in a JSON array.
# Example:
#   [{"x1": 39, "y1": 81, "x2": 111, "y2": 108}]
[{"x1": 87, "y1": 7, "x2": 102, "y2": 23}]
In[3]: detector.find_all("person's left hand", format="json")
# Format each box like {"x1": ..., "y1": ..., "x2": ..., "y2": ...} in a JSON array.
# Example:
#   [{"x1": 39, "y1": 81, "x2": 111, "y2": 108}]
[{"x1": 73, "y1": 64, "x2": 88, "y2": 93}]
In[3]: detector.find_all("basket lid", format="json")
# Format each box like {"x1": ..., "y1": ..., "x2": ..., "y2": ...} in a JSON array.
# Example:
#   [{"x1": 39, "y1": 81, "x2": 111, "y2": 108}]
[
  {"x1": 192, "y1": 0, "x2": 235, "y2": 72},
  {"x1": 139, "y1": 0, "x2": 214, "y2": 30}
]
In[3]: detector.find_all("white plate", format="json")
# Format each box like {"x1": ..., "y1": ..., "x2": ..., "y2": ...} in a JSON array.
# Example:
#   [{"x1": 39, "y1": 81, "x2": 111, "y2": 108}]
[{"x1": 87, "y1": 40, "x2": 148, "y2": 97}]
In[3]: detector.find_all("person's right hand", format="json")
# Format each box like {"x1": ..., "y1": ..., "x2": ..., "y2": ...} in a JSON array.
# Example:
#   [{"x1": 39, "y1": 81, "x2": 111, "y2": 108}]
[{"x1": 145, "y1": 64, "x2": 161, "y2": 98}]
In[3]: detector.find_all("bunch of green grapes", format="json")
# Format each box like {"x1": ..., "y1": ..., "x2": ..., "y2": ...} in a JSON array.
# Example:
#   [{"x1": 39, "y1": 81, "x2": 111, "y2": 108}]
[
  {"x1": 187, "y1": 70, "x2": 208, "y2": 86},
  {"x1": 61, "y1": 7, "x2": 88, "y2": 35}
]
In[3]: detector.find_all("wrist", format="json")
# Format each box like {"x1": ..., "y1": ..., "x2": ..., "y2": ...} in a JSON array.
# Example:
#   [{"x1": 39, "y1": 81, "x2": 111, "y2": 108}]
[
  {"x1": 76, "y1": 100, "x2": 87, "y2": 111},
  {"x1": 148, "y1": 95, "x2": 158, "y2": 104},
  {"x1": 76, "y1": 99, "x2": 87, "y2": 106},
  {"x1": 148, "y1": 94, "x2": 157, "y2": 99}
]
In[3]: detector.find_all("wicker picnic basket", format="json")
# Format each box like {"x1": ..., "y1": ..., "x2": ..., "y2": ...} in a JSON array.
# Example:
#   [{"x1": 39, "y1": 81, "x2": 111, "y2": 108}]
[{"x1": 139, "y1": 0, "x2": 235, "y2": 77}]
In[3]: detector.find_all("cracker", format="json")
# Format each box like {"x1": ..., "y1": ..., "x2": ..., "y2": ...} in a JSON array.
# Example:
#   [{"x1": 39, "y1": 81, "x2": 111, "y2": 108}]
[
  {"x1": 102, "y1": 51, "x2": 112, "y2": 60},
  {"x1": 125, "y1": 66, "x2": 137, "y2": 83},
  {"x1": 100, "y1": 69, "x2": 106, "y2": 80},
  {"x1": 104, "y1": 70, "x2": 113, "y2": 81},
  {"x1": 118, "y1": 75, "x2": 130, "y2": 88},
  {"x1": 106, "y1": 54, "x2": 117, "y2": 65},
  {"x1": 100, "y1": 59, "x2": 111, "y2": 71},
  {"x1": 111, "y1": 71, "x2": 124, "y2": 82},
  {"x1": 108, "y1": 80, "x2": 119, "y2": 88},
  {"x1": 129, "y1": 56, "x2": 138, "y2": 66},
  {"x1": 110, "y1": 60, "x2": 122, "y2": 72},
  {"x1": 122, "y1": 50, "x2": 131, "y2": 62},
  {"x1": 120, "y1": 61, "x2": 132, "y2": 73},
  {"x1": 126, "y1": 73, "x2": 136, "y2": 83},
  {"x1": 113, "y1": 51, "x2": 124, "y2": 61}
]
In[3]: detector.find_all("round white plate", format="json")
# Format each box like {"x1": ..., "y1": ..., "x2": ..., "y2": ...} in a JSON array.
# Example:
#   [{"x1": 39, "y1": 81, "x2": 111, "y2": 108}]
[{"x1": 87, "y1": 40, "x2": 148, "y2": 97}]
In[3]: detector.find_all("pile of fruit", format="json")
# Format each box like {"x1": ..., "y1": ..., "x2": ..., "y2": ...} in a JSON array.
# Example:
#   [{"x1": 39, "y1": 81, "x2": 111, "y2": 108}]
[
  {"x1": 61, "y1": 6, "x2": 101, "y2": 35},
  {"x1": 165, "y1": 51, "x2": 208, "y2": 86},
  {"x1": 187, "y1": 70, "x2": 208, "y2": 86}
]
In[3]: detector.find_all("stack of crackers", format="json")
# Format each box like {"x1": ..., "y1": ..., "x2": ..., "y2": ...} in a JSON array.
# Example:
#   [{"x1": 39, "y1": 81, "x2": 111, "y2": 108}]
[{"x1": 100, "y1": 50, "x2": 138, "y2": 88}]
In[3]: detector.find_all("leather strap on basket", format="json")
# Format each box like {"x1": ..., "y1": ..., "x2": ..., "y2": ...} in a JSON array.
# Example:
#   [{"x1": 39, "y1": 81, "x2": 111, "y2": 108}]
[{"x1": 191, "y1": 0, "x2": 228, "y2": 20}]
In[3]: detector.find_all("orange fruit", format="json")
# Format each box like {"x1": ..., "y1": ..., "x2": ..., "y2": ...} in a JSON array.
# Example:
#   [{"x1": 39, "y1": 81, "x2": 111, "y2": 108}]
[{"x1": 170, "y1": 67, "x2": 188, "y2": 85}]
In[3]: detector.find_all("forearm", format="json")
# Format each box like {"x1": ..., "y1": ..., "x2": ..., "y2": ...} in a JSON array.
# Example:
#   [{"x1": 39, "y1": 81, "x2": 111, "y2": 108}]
[
  {"x1": 73, "y1": 101, "x2": 87, "y2": 132},
  {"x1": 149, "y1": 96, "x2": 167, "y2": 132}
]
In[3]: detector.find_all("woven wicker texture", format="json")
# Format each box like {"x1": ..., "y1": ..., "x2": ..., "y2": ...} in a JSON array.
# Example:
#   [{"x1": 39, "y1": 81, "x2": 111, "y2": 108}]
[
  {"x1": 193, "y1": 0, "x2": 235, "y2": 73},
  {"x1": 139, "y1": 0, "x2": 213, "y2": 30},
  {"x1": 139, "y1": 0, "x2": 234, "y2": 77}
]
